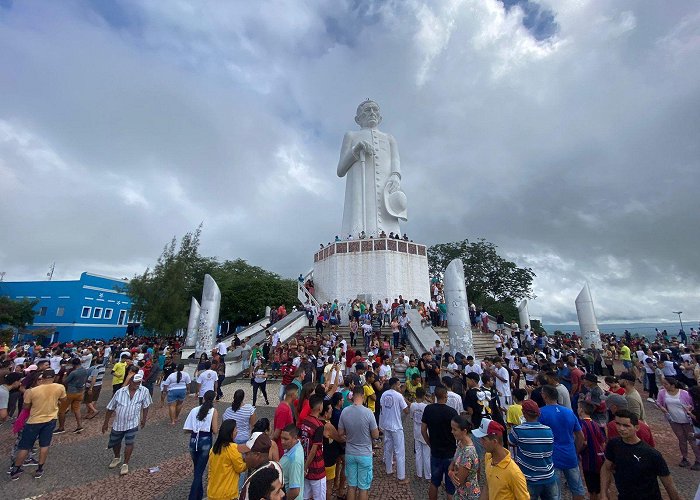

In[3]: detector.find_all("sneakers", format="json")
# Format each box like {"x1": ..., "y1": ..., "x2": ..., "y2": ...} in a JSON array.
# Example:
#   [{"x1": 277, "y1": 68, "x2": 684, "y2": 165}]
[
  {"x1": 679, "y1": 458, "x2": 691, "y2": 467},
  {"x1": 646, "y1": 397, "x2": 655, "y2": 403},
  {"x1": 120, "y1": 464, "x2": 129, "y2": 476},
  {"x1": 34, "y1": 468, "x2": 44, "y2": 479},
  {"x1": 10, "y1": 467, "x2": 23, "y2": 481},
  {"x1": 73, "y1": 427, "x2": 84, "y2": 434},
  {"x1": 52, "y1": 428, "x2": 65, "y2": 435},
  {"x1": 108, "y1": 458, "x2": 121, "y2": 469},
  {"x1": 23, "y1": 458, "x2": 39, "y2": 467},
  {"x1": 691, "y1": 462, "x2": 700, "y2": 471}
]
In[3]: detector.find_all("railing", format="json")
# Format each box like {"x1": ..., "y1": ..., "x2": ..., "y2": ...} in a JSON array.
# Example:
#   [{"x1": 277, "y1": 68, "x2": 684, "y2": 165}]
[{"x1": 298, "y1": 269, "x2": 321, "y2": 310}]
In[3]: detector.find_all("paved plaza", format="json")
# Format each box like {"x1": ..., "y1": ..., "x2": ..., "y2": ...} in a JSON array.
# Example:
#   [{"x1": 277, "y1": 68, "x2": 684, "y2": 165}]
[{"x1": 1, "y1": 371, "x2": 699, "y2": 499}]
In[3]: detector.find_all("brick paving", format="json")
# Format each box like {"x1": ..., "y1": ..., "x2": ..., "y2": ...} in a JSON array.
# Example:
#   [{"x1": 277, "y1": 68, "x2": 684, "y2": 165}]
[{"x1": 2, "y1": 369, "x2": 699, "y2": 499}]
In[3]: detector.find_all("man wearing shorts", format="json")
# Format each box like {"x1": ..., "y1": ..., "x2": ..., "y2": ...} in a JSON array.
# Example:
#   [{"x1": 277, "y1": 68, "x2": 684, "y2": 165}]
[
  {"x1": 10, "y1": 369, "x2": 66, "y2": 480},
  {"x1": 338, "y1": 386, "x2": 379, "y2": 500},
  {"x1": 421, "y1": 387, "x2": 457, "y2": 500},
  {"x1": 102, "y1": 373, "x2": 152, "y2": 476}
]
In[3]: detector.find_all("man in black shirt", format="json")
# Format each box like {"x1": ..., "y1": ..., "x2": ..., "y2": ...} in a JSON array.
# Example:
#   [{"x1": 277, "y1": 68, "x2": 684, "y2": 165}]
[
  {"x1": 423, "y1": 353, "x2": 441, "y2": 393},
  {"x1": 421, "y1": 386, "x2": 457, "y2": 500},
  {"x1": 463, "y1": 372, "x2": 490, "y2": 428},
  {"x1": 600, "y1": 410, "x2": 681, "y2": 500}
]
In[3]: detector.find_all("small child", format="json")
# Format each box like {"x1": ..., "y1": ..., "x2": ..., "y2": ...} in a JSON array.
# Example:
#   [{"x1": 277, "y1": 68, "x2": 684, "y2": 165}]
[
  {"x1": 506, "y1": 388, "x2": 527, "y2": 430},
  {"x1": 410, "y1": 387, "x2": 431, "y2": 481}
]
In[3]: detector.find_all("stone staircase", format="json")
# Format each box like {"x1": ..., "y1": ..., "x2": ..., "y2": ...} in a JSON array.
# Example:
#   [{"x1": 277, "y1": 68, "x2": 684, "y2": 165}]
[{"x1": 434, "y1": 326, "x2": 497, "y2": 360}]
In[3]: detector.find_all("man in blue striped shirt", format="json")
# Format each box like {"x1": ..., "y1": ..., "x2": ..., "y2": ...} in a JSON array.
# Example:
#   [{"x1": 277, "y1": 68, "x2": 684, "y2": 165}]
[{"x1": 508, "y1": 399, "x2": 559, "y2": 500}]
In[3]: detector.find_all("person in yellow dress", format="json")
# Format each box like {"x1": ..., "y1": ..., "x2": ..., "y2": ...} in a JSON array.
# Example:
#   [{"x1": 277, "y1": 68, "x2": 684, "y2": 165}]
[{"x1": 208, "y1": 419, "x2": 247, "y2": 500}]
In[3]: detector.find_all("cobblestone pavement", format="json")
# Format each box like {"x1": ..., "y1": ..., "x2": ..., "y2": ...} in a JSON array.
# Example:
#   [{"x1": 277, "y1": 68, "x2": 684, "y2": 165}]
[{"x1": 2, "y1": 370, "x2": 699, "y2": 499}]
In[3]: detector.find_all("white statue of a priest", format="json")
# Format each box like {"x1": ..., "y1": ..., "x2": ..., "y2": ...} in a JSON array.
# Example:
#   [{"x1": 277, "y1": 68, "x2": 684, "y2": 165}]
[{"x1": 337, "y1": 100, "x2": 407, "y2": 238}]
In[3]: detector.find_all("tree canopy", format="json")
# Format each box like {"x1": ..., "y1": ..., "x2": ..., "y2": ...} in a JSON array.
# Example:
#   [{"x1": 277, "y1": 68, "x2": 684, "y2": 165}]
[
  {"x1": 428, "y1": 238, "x2": 535, "y2": 321},
  {"x1": 128, "y1": 226, "x2": 298, "y2": 336},
  {"x1": 0, "y1": 296, "x2": 39, "y2": 344}
]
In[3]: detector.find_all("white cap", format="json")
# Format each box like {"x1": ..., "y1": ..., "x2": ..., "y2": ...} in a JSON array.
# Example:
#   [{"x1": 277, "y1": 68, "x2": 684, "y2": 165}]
[{"x1": 132, "y1": 373, "x2": 144, "y2": 382}]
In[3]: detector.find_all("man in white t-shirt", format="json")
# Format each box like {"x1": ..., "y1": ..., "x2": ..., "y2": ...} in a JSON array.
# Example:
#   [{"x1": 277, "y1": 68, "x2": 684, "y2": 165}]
[
  {"x1": 271, "y1": 328, "x2": 280, "y2": 351},
  {"x1": 493, "y1": 358, "x2": 511, "y2": 407},
  {"x1": 492, "y1": 332, "x2": 503, "y2": 357},
  {"x1": 196, "y1": 361, "x2": 218, "y2": 402},
  {"x1": 463, "y1": 356, "x2": 483, "y2": 383},
  {"x1": 216, "y1": 340, "x2": 227, "y2": 360},
  {"x1": 379, "y1": 378, "x2": 409, "y2": 484}
]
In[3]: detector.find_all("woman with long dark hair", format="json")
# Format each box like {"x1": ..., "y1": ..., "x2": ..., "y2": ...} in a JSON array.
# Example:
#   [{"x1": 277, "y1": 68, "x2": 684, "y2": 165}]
[
  {"x1": 183, "y1": 390, "x2": 219, "y2": 500},
  {"x1": 222, "y1": 389, "x2": 257, "y2": 445},
  {"x1": 448, "y1": 414, "x2": 480, "y2": 500},
  {"x1": 207, "y1": 419, "x2": 247, "y2": 500},
  {"x1": 162, "y1": 363, "x2": 191, "y2": 424}
]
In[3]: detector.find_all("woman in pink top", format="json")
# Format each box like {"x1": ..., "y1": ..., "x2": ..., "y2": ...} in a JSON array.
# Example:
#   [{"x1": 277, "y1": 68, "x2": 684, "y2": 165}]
[{"x1": 656, "y1": 377, "x2": 700, "y2": 469}]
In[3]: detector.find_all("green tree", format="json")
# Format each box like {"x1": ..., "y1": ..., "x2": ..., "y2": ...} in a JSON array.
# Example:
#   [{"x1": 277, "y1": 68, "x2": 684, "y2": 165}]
[
  {"x1": 129, "y1": 225, "x2": 217, "y2": 336},
  {"x1": 0, "y1": 296, "x2": 39, "y2": 331},
  {"x1": 128, "y1": 227, "x2": 299, "y2": 335},
  {"x1": 213, "y1": 259, "x2": 297, "y2": 327},
  {"x1": 428, "y1": 238, "x2": 535, "y2": 322}
]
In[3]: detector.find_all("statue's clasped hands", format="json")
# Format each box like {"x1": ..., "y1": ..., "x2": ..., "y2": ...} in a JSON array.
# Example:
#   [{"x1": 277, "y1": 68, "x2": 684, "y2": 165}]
[{"x1": 353, "y1": 140, "x2": 374, "y2": 159}]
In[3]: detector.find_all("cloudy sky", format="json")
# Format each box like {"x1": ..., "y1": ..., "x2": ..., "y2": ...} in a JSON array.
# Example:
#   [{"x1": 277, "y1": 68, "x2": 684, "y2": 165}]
[{"x1": 1, "y1": 0, "x2": 698, "y2": 324}]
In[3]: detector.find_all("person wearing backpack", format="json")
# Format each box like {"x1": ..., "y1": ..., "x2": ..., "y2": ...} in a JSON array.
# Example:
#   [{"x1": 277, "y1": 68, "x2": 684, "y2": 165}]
[{"x1": 577, "y1": 401, "x2": 606, "y2": 500}]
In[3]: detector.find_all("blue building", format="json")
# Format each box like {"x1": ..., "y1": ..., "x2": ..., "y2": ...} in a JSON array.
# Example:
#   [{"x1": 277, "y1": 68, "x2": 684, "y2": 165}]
[{"x1": 0, "y1": 272, "x2": 134, "y2": 342}]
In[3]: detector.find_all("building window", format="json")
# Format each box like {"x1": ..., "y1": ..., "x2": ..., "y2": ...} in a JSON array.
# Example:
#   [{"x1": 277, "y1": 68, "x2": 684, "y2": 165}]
[
  {"x1": 104, "y1": 308, "x2": 113, "y2": 320},
  {"x1": 38, "y1": 306, "x2": 48, "y2": 317},
  {"x1": 118, "y1": 310, "x2": 127, "y2": 325},
  {"x1": 93, "y1": 307, "x2": 103, "y2": 319},
  {"x1": 81, "y1": 306, "x2": 92, "y2": 318},
  {"x1": 56, "y1": 307, "x2": 65, "y2": 317}
]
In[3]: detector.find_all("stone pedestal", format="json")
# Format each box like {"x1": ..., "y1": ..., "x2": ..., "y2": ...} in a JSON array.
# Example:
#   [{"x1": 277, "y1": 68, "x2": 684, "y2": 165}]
[{"x1": 312, "y1": 238, "x2": 430, "y2": 304}]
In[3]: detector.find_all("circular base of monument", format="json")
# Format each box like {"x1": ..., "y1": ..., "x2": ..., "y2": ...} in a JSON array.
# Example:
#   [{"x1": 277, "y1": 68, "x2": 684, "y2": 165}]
[{"x1": 312, "y1": 238, "x2": 430, "y2": 304}]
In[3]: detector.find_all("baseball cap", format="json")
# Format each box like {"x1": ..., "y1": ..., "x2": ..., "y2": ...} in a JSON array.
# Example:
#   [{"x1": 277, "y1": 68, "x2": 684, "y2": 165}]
[
  {"x1": 604, "y1": 394, "x2": 628, "y2": 409},
  {"x1": 521, "y1": 399, "x2": 540, "y2": 416},
  {"x1": 583, "y1": 373, "x2": 598, "y2": 383},
  {"x1": 471, "y1": 418, "x2": 505, "y2": 438},
  {"x1": 132, "y1": 373, "x2": 144, "y2": 382},
  {"x1": 240, "y1": 432, "x2": 272, "y2": 453},
  {"x1": 24, "y1": 364, "x2": 38, "y2": 373}
]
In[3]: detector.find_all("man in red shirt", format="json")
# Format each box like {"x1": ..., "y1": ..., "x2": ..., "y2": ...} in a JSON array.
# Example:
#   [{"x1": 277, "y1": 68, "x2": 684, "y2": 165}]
[
  {"x1": 605, "y1": 394, "x2": 655, "y2": 446},
  {"x1": 299, "y1": 395, "x2": 326, "y2": 499},
  {"x1": 280, "y1": 360, "x2": 296, "y2": 401},
  {"x1": 272, "y1": 384, "x2": 298, "y2": 457}
]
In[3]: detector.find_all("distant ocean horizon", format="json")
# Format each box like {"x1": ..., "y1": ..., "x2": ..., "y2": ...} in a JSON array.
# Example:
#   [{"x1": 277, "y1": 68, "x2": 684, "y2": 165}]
[{"x1": 542, "y1": 321, "x2": 699, "y2": 340}]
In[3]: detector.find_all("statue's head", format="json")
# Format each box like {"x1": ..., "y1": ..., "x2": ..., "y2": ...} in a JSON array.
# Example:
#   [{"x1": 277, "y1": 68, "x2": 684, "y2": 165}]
[{"x1": 355, "y1": 99, "x2": 382, "y2": 128}]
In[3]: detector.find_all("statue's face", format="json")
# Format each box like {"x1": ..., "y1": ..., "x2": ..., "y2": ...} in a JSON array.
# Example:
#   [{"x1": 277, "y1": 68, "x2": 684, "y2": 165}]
[{"x1": 356, "y1": 101, "x2": 381, "y2": 128}]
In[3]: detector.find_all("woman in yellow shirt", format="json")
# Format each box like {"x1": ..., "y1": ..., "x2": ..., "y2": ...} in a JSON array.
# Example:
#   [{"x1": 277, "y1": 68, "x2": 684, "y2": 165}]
[{"x1": 208, "y1": 419, "x2": 247, "y2": 500}]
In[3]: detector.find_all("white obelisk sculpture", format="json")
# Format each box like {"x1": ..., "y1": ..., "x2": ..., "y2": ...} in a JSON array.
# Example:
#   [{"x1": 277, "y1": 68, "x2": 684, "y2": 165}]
[
  {"x1": 195, "y1": 274, "x2": 221, "y2": 358},
  {"x1": 518, "y1": 299, "x2": 531, "y2": 329},
  {"x1": 185, "y1": 297, "x2": 201, "y2": 347},
  {"x1": 575, "y1": 282, "x2": 602, "y2": 349},
  {"x1": 444, "y1": 259, "x2": 475, "y2": 358}
]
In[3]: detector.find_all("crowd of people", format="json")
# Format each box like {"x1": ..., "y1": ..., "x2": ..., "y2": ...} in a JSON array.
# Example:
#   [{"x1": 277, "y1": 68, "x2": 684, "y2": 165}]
[{"x1": 2, "y1": 306, "x2": 700, "y2": 499}]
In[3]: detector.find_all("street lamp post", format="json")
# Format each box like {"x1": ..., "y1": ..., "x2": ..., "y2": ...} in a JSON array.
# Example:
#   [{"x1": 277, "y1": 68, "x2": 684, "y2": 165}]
[{"x1": 672, "y1": 311, "x2": 684, "y2": 332}]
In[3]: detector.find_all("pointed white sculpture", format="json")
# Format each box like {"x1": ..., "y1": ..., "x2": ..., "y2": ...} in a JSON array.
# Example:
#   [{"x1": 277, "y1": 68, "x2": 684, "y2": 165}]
[
  {"x1": 575, "y1": 282, "x2": 602, "y2": 349},
  {"x1": 518, "y1": 299, "x2": 531, "y2": 330},
  {"x1": 185, "y1": 297, "x2": 200, "y2": 347},
  {"x1": 195, "y1": 274, "x2": 221, "y2": 358},
  {"x1": 444, "y1": 259, "x2": 475, "y2": 358}
]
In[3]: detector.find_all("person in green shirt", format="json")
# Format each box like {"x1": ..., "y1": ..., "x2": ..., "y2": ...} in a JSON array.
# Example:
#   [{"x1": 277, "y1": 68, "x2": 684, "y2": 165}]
[
  {"x1": 438, "y1": 300, "x2": 448, "y2": 328},
  {"x1": 405, "y1": 358, "x2": 421, "y2": 386}
]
